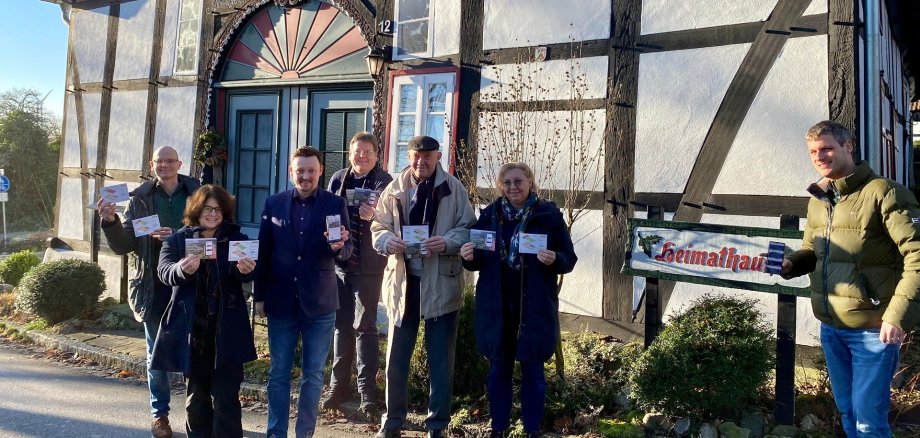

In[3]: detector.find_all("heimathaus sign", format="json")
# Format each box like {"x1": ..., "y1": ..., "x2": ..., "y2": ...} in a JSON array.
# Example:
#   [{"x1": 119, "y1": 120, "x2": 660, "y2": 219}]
[{"x1": 622, "y1": 219, "x2": 810, "y2": 297}]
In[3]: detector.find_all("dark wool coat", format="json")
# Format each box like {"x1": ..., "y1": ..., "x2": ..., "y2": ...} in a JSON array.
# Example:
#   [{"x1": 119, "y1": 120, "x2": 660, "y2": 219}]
[
  {"x1": 151, "y1": 222, "x2": 257, "y2": 373},
  {"x1": 462, "y1": 199, "x2": 577, "y2": 362}
]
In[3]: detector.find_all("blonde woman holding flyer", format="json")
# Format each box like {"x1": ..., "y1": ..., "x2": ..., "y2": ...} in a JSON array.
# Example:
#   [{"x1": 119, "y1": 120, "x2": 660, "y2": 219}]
[{"x1": 460, "y1": 162, "x2": 578, "y2": 438}]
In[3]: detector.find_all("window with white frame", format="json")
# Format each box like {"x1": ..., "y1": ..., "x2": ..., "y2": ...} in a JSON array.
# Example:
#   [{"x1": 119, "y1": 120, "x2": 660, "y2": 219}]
[
  {"x1": 388, "y1": 73, "x2": 455, "y2": 173},
  {"x1": 174, "y1": 0, "x2": 203, "y2": 75},
  {"x1": 394, "y1": 0, "x2": 432, "y2": 58}
]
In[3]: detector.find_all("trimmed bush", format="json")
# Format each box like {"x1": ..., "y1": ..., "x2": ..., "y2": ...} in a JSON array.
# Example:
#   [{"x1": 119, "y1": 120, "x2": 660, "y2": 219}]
[
  {"x1": 629, "y1": 295, "x2": 774, "y2": 420},
  {"x1": 0, "y1": 249, "x2": 40, "y2": 286},
  {"x1": 14, "y1": 259, "x2": 106, "y2": 324}
]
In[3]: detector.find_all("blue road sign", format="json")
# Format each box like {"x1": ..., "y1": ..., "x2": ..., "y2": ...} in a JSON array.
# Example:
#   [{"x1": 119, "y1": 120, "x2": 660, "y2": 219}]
[{"x1": 0, "y1": 176, "x2": 8, "y2": 193}]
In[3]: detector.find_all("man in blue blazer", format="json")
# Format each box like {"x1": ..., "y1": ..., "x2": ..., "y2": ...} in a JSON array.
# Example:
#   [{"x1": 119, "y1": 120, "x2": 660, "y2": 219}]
[{"x1": 254, "y1": 146, "x2": 353, "y2": 438}]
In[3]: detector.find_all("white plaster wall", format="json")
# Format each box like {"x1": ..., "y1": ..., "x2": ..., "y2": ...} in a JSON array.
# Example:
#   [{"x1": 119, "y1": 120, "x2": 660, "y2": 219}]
[
  {"x1": 634, "y1": 44, "x2": 749, "y2": 193},
  {"x1": 712, "y1": 36, "x2": 828, "y2": 196},
  {"x1": 655, "y1": 213, "x2": 821, "y2": 346},
  {"x1": 58, "y1": 178, "x2": 85, "y2": 240},
  {"x1": 63, "y1": 95, "x2": 81, "y2": 168},
  {"x1": 72, "y1": 7, "x2": 110, "y2": 85},
  {"x1": 433, "y1": 0, "x2": 460, "y2": 57},
  {"x1": 106, "y1": 90, "x2": 149, "y2": 170},
  {"x1": 113, "y1": 0, "x2": 155, "y2": 81},
  {"x1": 641, "y1": 0, "x2": 827, "y2": 35},
  {"x1": 482, "y1": 0, "x2": 610, "y2": 50},
  {"x1": 82, "y1": 93, "x2": 103, "y2": 167},
  {"x1": 480, "y1": 57, "x2": 608, "y2": 102},
  {"x1": 154, "y1": 86, "x2": 198, "y2": 173},
  {"x1": 476, "y1": 109, "x2": 606, "y2": 192},
  {"x1": 558, "y1": 210, "x2": 603, "y2": 317},
  {"x1": 159, "y1": 0, "x2": 180, "y2": 77}
]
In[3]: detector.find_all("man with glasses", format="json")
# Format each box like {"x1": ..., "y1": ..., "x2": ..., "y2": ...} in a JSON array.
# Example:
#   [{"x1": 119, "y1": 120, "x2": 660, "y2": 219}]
[
  {"x1": 371, "y1": 136, "x2": 476, "y2": 438},
  {"x1": 97, "y1": 146, "x2": 200, "y2": 438},
  {"x1": 322, "y1": 132, "x2": 393, "y2": 415}
]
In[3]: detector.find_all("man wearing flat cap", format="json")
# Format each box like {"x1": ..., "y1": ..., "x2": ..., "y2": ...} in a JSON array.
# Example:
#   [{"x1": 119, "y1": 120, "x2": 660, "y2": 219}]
[{"x1": 371, "y1": 135, "x2": 476, "y2": 438}]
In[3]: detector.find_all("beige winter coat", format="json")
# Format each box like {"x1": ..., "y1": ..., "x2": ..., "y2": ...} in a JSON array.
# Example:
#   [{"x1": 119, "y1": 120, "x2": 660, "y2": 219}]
[{"x1": 371, "y1": 164, "x2": 476, "y2": 326}]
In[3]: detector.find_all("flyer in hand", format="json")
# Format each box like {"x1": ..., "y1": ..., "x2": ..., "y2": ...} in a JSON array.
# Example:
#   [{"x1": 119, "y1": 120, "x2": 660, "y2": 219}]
[
  {"x1": 403, "y1": 225, "x2": 429, "y2": 259},
  {"x1": 470, "y1": 229, "x2": 496, "y2": 251},
  {"x1": 518, "y1": 233, "x2": 548, "y2": 254},
  {"x1": 98, "y1": 183, "x2": 130, "y2": 204},
  {"x1": 228, "y1": 240, "x2": 259, "y2": 261},
  {"x1": 186, "y1": 238, "x2": 217, "y2": 260},
  {"x1": 132, "y1": 215, "x2": 161, "y2": 237},
  {"x1": 353, "y1": 188, "x2": 381, "y2": 207},
  {"x1": 326, "y1": 215, "x2": 342, "y2": 242}
]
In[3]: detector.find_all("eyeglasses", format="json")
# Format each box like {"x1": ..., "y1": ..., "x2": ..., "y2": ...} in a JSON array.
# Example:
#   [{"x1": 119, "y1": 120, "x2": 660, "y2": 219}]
[
  {"x1": 202, "y1": 206, "x2": 223, "y2": 215},
  {"x1": 502, "y1": 178, "x2": 528, "y2": 188},
  {"x1": 152, "y1": 159, "x2": 178, "y2": 165}
]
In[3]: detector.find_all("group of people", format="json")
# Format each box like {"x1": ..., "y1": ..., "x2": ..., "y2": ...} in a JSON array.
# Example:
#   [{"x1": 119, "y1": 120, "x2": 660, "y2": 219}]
[
  {"x1": 97, "y1": 119, "x2": 920, "y2": 438},
  {"x1": 98, "y1": 133, "x2": 576, "y2": 438}
]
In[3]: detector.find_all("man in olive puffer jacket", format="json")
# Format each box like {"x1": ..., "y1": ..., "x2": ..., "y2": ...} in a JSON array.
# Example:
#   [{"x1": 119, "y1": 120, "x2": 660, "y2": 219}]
[{"x1": 782, "y1": 120, "x2": 920, "y2": 438}]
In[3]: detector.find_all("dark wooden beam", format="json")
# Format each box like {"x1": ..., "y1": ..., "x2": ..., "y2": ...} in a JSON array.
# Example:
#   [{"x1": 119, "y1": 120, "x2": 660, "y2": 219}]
[
  {"x1": 455, "y1": 0, "x2": 484, "y2": 186},
  {"x1": 91, "y1": 3, "x2": 120, "y2": 259},
  {"x1": 636, "y1": 14, "x2": 827, "y2": 53},
  {"x1": 482, "y1": 39, "x2": 609, "y2": 65},
  {"x1": 142, "y1": 0, "x2": 168, "y2": 173},
  {"x1": 604, "y1": 0, "x2": 641, "y2": 323},
  {"x1": 389, "y1": 55, "x2": 460, "y2": 71},
  {"x1": 633, "y1": 193, "x2": 810, "y2": 217},
  {"x1": 674, "y1": 0, "x2": 811, "y2": 223},
  {"x1": 829, "y1": 0, "x2": 860, "y2": 157},
  {"x1": 55, "y1": 9, "x2": 79, "y2": 241},
  {"x1": 192, "y1": 0, "x2": 216, "y2": 178},
  {"x1": 479, "y1": 98, "x2": 607, "y2": 113}
]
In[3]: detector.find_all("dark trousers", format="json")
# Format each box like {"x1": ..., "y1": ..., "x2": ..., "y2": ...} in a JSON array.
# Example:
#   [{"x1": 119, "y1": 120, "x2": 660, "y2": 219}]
[
  {"x1": 488, "y1": 358, "x2": 546, "y2": 433},
  {"x1": 185, "y1": 344, "x2": 244, "y2": 438},
  {"x1": 330, "y1": 272, "x2": 384, "y2": 397}
]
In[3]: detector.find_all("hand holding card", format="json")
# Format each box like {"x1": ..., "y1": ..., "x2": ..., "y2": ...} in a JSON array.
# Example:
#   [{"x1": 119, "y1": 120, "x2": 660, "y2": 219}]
[
  {"x1": 132, "y1": 215, "x2": 161, "y2": 237},
  {"x1": 326, "y1": 215, "x2": 342, "y2": 242}
]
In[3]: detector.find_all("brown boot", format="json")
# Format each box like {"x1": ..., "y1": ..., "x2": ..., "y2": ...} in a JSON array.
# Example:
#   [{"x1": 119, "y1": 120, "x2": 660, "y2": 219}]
[{"x1": 151, "y1": 415, "x2": 173, "y2": 438}]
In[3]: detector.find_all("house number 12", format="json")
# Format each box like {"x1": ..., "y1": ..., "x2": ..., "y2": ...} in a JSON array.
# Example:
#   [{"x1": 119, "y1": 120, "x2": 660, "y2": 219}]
[{"x1": 379, "y1": 20, "x2": 394, "y2": 35}]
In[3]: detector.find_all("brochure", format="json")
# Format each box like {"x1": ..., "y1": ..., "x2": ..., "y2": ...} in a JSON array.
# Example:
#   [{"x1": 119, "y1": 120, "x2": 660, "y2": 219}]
[
  {"x1": 185, "y1": 238, "x2": 217, "y2": 260},
  {"x1": 326, "y1": 215, "x2": 342, "y2": 242},
  {"x1": 98, "y1": 183, "x2": 130, "y2": 204},
  {"x1": 518, "y1": 233, "x2": 548, "y2": 254},
  {"x1": 765, "y1": 241, "x2": 785, "y2": 274},
  {"x1": 402, "y1": 225, "x2": 430, "y2": 258},
  {"x1": 470, "y1": 229, "x2": 496, "y2": 251},
  {"x1": 131, "y1": 215, "x2": 161, "y2": 237},
  {"x1": 354, "y1": 188, "x2": 381, "y2": 207},
  {"x1": 228, "y1": 240, "x2": 259, "y2": 261}
]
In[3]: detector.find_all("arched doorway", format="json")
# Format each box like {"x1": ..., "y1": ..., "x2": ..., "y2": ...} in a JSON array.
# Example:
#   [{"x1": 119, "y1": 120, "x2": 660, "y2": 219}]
[{"x1": 210, "y1": 0, "x2": 374, "y2": 235}]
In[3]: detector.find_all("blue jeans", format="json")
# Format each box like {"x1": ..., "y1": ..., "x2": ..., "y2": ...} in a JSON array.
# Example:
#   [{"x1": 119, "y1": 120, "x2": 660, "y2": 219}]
[
  {"x1": 330, "y1": 272, "x2": 383, "y2": 397},
  {"x1": 381, "y1": 276, "x2": 459, "y2": 431},
  {"x1": 144, "y1": 319, "x2": 171, "y2": 418},
  {"x1": 266, "y1": 310, "x2": 336, "y2": 437},
  {"x1": 488, "y1": 359, "x2": 546, "y2": 433},
  {"x1": 820, "y1": 323, "x2": 899, "y2": 438}
]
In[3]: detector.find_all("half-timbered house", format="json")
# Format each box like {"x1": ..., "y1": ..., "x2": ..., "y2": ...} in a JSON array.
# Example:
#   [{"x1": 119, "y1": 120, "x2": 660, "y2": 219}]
[{"x1": 45, "y1": 0, "x2": 920, "y2": 344}]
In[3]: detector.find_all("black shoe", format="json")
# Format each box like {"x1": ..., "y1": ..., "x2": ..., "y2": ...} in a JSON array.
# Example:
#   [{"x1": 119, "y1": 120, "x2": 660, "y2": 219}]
[
  {"x1": 489, "y1": 431, "x2": 508, "y2": 438},
  {"x1": 375, "y1": 428, "x2": 401, "y2": 438},
  {"x1": 358, "y1": 395, "x2": 382, "y2": 415},
  {"x1": 525, "y1": 432, "x2": 542, "y2": 438},
  {"x1": 320, "y1": 388, "x2": 351, "y2": 410},
  {"x1": 427, "y1": 430, "x2": 445, "y2": 438}
]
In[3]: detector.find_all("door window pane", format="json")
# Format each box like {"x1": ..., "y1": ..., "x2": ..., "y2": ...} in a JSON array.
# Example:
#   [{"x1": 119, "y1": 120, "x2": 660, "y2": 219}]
[
  {"x1": 428, "y1": 83, "x2": 446, "y2": 113},
  {"x1": 234, "y1": 109, "x2": 274, "y2": 228},
  {"x1": 399, "y1": 85, "x2": 417, "y2": 113}
]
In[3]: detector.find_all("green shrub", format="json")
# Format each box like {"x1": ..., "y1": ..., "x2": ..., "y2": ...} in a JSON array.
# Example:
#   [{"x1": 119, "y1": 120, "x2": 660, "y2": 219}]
[
  {"x1": 14, "y1": 259, "x2": 106, "y2": 324},
  {"x1": 544, "y1": 333, "x2": 638, "y2": 430},
  {"x1": 629, "y1": 295, "x2": 774, "y2": 420},
  {"x1": 409, "y1": 286, "x2": 489, "y2": 406},
  {"x1": 0, "y1": 250, "x2": 40, "y2": 286},
  {"x1": 597, "y1": 419, "x2": 645, "y2": 438}
]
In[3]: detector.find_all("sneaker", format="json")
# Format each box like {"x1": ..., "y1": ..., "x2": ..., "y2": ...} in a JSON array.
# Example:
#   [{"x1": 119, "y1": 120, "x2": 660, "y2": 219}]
[
  {"x1": 151, "y1": 415, "x2": 172, "y2": 438},
  {"x1": 375, "y1": 428, "x2": 401, "y2": 438},
  {"x1": 320, "y1": 388, "x2": 351, "y2": 410}
]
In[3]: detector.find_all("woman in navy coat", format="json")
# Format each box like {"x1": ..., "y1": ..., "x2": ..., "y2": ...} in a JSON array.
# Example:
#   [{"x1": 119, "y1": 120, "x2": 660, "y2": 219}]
[
  {"x1": 153, "y1": 184, "x2": 257, "y2": 438},
  {"x1": 460, "y1": 162, "x2": 577, "y2": 438}
]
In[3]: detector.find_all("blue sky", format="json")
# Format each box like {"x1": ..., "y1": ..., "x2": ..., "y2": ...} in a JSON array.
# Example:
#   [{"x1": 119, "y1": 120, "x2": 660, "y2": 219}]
[{"x1": 0, "y1": 1, "x2": 69, "y2": 117}]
